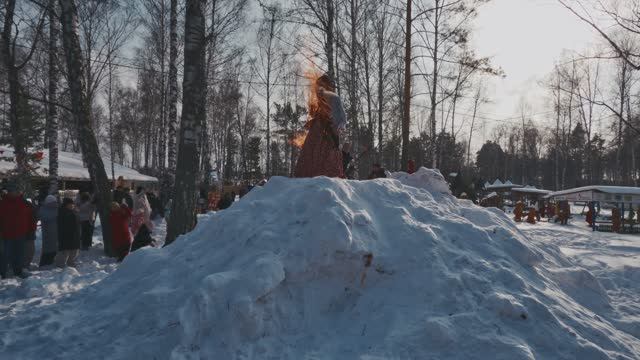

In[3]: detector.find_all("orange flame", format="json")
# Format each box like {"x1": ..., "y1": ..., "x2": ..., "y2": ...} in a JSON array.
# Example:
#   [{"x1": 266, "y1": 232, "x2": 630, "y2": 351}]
[
  {"x1": 290, "y1": 131, "x2": 307, "y2": 149},
  {"x1": 289, "y1": 67, "x2": 332, "y2": 150},
  {"x1": 304, "y1": 68, "x2": 332, "y2": 121},
  {"x1": 304, "y1": 68, "x2": 323, "y2": 115}
]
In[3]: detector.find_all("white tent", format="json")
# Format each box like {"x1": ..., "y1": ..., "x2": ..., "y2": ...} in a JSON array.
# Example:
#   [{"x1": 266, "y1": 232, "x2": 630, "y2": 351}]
[{"x1": 0, "y1": 146, "x2": 157, "y2": 183}]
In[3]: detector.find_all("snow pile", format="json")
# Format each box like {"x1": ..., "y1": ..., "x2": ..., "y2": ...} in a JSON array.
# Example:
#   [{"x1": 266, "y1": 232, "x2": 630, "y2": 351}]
[
  {"x1": 2, "y1": 176, "x2": 639, "y2": 359},
  {"x1": 390, "y1": 167, "x2": 452, "y2": 194}
]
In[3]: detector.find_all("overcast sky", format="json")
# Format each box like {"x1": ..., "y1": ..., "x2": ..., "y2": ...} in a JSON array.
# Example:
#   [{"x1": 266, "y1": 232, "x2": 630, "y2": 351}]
[{"x1": 469, "y1": 0, "x2": 600, "y2": 140}]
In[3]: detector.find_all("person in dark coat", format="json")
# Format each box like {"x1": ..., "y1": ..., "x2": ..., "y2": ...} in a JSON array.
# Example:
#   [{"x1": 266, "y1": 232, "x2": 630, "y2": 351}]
[
  {"x1": 123, "y1": 188, "x2": 134, "y2": 209},
  {"x1": 367, "y1": 163, "x2": 387, "y2": 180},
  {"x1": 77, "y1": 192, "x2": 96, "y2": 250},
  {"x1": 23, "y1": 199, "x2": 37, "y2": 268},
  {"x1": 147, "y1": 191, "x2": 163, "y2": 219},
  {"x1": 131, "y1": 224, "x2": 156, "y2": 252},
  {"x1": 38, "y1": 195, "x2": 59, "y2": 267},
  {"x1": 112, "y1": 186, "x2": 126, "y2": 204},
  {"x1": 0, "y1": 182, "x2": 30, "y2": 278},
  {"x1": 110, "y1": 202, "x2": 132, "y2": 261},
  {"x1": 56, "y1": 198, "x2": 81, "y2": 267},
  {"x1": 218, "y1": 193, "x2": 233, "y2": 210},
  {"x1": 341, "y1": 142, "x2": 353, "y2": 177}
]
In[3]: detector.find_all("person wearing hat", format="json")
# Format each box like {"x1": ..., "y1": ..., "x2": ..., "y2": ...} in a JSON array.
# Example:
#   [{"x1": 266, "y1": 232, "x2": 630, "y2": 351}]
[
  {"x1": 0, "y1": 180, "x2": 30, "y2": 278},
  {"x1": 56, "y1": 197, "x2": 81, "y2": 268},
  {"x1": 38, "y1": 195, "x2": 59, "y2": 267}
]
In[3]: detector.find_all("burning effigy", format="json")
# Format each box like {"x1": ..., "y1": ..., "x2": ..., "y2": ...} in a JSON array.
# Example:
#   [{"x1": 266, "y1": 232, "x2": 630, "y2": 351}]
[{"x1": 292, "y1": 70, "x2": 347, "y2": 178}]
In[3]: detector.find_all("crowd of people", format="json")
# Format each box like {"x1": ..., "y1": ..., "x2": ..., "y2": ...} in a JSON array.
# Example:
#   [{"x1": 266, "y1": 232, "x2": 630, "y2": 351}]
[
  {"x1": 0, "y1": 180, "x2": 162, "y2": 279},
  {"x1": 511, "y1": 198, "x2": 571, "y2": 225}
]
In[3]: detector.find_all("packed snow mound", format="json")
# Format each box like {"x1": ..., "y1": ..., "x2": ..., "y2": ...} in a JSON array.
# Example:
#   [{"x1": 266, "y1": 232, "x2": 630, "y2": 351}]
[
  {"x1": 3, "y1": 176, "x2": 640, "y2": 359},
  {"x1": 390, "y1": 166, "x2": 452, "y2": 194}
]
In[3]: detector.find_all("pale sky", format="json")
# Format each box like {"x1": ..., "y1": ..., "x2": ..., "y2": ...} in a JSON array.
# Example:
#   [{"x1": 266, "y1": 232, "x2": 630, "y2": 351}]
[{"x1": 470, "y1": 0, "x2": 600, "y2": 139}]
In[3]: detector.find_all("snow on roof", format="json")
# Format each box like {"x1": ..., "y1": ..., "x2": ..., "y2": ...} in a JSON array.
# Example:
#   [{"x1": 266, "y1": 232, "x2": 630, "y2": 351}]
[
  {"x1": 0, "y1": 146, "x2": 158, "y2": 183},
  {"x1": 547, "y1": 185, "x2": 640, "y2": 204},
  {"x1": 511, "y1": 187, "x2": 551, "y2": 195},
  {"x1": 550, "y1": 185, "x2": 640, "y2": 197},
  {"x1": 483, "y1": 191, "x2": 498, "y2": 200},
  {"x1": 484, "y1": 179, "x2": 522, "y2": 190}
]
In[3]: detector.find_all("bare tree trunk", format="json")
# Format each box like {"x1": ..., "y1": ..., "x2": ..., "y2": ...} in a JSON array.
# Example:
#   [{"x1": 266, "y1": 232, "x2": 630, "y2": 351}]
[
  {"x1": 265, "y1": 11, "x2": 276, "y2": 177},
  {"x1": 1, "y1": 0, "x2": 29, "y2": 190},
  {"x1": 158, "y1": 0, "x2": 167, "y2": 172},
  {"x1": 326, "y1": 0, "x2": 335, "y2": 79},
  {"x1": 165, "y1": 0, "x2": 207, "y2": 245},
  {"x1": 361, "y1": 15, "x2": 374, "y2": 171},
  {"x1": 166, "y1": 0, "x2": 178, "y2": 203},
  {"x1": 377, "y1": 21, "x2": 384, "y2": 163},
  {"x1": 628, "y1": 95, "x2": 636, "y2": 185},
  {"x1": 554, "y1": 70, "x2": 560, "y2": 191},
  {"x1": 401, "y1": 0, "x2": 412, "y2": 171},
  {"x1": 107, "y1": 26, "x2": 115, "y2": 183},
  {"x1": 59, "y1": 0, "x2": 113, "y2": 255},
  {"x1": 466, "y1": 88, "x2": 481, "y2": 166},
  {"x1": 428, "y1": 1, "x2": 440, "y2": 169},
  {"x1": 167, "y1": 0, "x2": 178, "y2": 189},
  {"x1": 349, "y1": 0, "x2": 360, "y2": 175},
  {"x1": 48, "y1": 0, "x2": 60, "y2": 194}
]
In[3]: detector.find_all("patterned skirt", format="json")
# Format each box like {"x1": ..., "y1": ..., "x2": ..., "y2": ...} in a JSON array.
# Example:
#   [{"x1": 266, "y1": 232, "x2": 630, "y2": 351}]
[{"x1": 294, "y1": 119, "x2": 344, "y2": 178}]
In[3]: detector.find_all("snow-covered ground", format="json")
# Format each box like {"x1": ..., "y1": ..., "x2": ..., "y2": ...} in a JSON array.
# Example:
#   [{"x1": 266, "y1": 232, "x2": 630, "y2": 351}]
[
  {"x1": 0, "y1": 218, "x2": 166, "y2": 327},
  {"x1": 0, "y1": 172, "x2": 639, "y2": 359},
  {"x1": 519, "y1": 218, "x2": 640, "y2": 343}
]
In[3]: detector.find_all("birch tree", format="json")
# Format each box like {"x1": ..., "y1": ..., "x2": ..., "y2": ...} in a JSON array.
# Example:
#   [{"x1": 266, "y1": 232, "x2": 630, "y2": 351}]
[
  {"x1": 166, "y1": 0, "x2": 207, "y2": 245},
  {"x1": 47, "y1": 0, "x2": 60, "y2": 194},
  {"x1": 296, "y1": 0, "x2": 337, "y2": 78},
  {"x1": 167, "y1": 0, "x2": 179, "y2": 191},
  {"x1": 255, "y1": 1, "x2": 287, "y2": 177}
]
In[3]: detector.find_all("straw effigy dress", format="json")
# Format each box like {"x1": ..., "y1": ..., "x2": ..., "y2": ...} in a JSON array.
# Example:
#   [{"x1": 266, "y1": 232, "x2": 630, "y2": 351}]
[{"x1": 294, "y1": 90, "x2": 346, "y2": 178}]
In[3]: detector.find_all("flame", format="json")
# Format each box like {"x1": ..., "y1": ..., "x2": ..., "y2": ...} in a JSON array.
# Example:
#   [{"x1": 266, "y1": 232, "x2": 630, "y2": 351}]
[
  {"x1": 290, "y1": 131, "x2": 307, "y2": 149},
  {"x1": 289, "y1": 66, "x2": 332, "y2": 150},
  {"x1": 304, "y1": 68, "x2": 332, "y2": 121}
]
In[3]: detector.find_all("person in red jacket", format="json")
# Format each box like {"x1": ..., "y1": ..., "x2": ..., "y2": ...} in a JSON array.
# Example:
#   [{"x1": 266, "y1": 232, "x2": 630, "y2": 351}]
[
  {"x1": 0, "y1": 182, "x2": 30, "y2": 278},
  {"x1": 110, "y1": 202, "x2": 133, "y2": 262}
]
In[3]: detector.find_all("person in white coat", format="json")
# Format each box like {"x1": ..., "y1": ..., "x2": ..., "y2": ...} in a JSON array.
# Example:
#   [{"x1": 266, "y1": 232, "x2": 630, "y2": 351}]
[{"x1": 131, "y1": 186, "x2": 153, "y2": 237}]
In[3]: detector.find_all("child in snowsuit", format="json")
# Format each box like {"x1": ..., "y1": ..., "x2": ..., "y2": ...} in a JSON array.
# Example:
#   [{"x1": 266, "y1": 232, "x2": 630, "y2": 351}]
[{"x1": 110, "y1": 202, "x2": 132, "y2": 262}]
